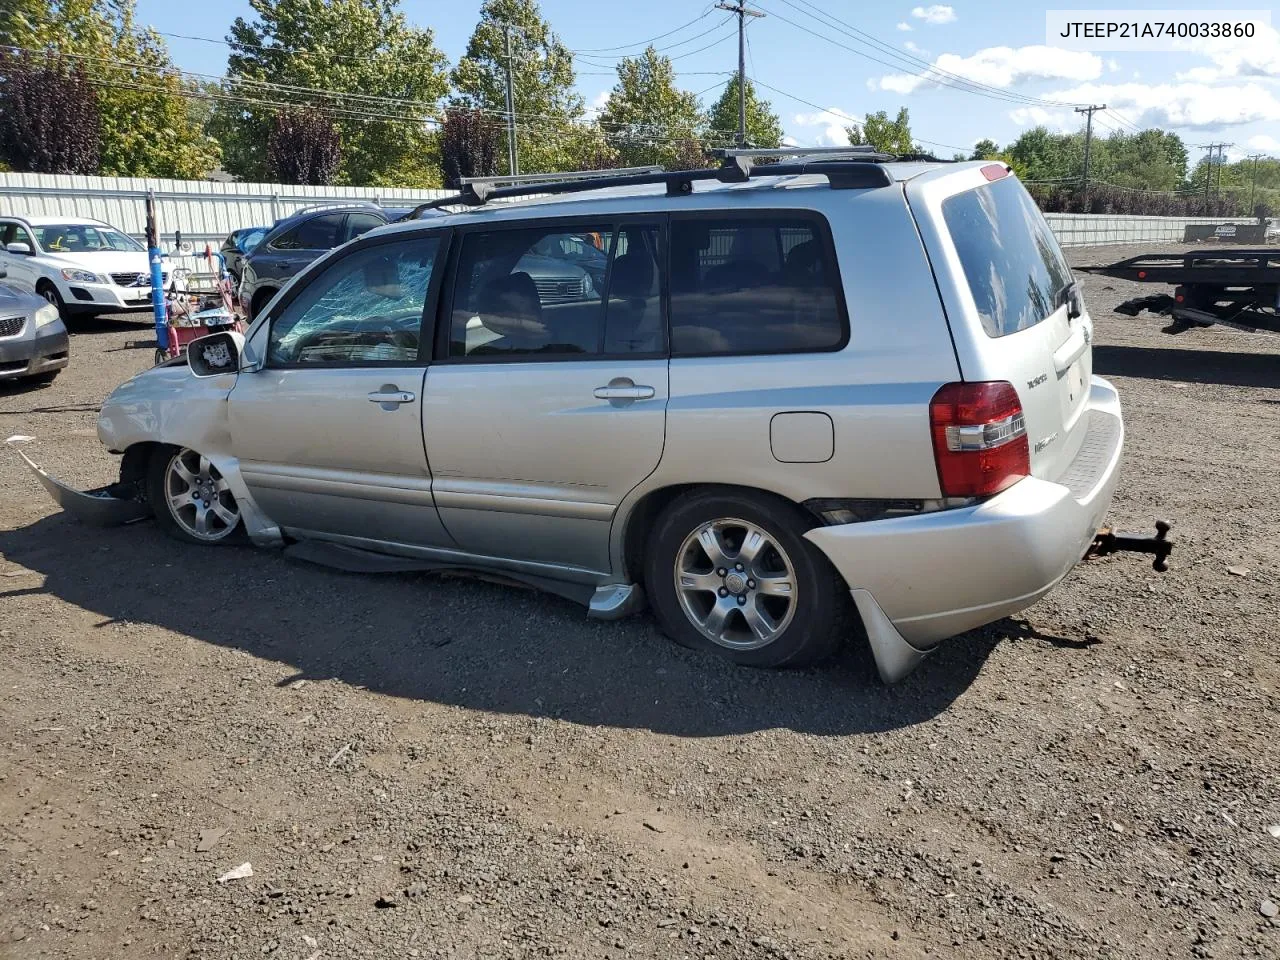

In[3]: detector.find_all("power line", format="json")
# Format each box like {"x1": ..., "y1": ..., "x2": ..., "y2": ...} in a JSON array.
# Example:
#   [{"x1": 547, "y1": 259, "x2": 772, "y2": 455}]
[
  {"x1": 568, "y1": 7, "x2": 715, "y2": 52},
  {"x1": 749, "y1": 77, "x2": 970, "y2": 153},
  {"x1": 759, "y1": 0, "x2": 1086, "y2": 109}
]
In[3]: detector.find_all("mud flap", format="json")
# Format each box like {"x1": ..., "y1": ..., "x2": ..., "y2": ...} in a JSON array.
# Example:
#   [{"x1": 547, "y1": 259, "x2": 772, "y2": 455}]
[{"x1": 8, "y1": 443, "x2": 151, "y2": 526}]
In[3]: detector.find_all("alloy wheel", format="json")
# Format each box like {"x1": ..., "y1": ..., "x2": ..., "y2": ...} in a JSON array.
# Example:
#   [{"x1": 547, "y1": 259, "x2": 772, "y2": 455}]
[{"x1": 162, "y1": 449, "x2": 240, "y2": 542}]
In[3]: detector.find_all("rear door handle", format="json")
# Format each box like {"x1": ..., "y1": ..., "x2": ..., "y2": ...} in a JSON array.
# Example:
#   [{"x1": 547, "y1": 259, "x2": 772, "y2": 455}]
[
  {"x1": 367, "y1": 389, "x2": 416, "y2": 405},
  {"x1": 594, "y1": 383, "x2": 655, "y2": 401},
  {"x1": 1053, "y1": 328, "x2": 1089, "y2": 376}
]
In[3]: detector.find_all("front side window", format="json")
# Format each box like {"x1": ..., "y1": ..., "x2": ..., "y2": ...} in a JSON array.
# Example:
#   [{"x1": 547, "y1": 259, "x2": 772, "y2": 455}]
[
  {"x1": 942, "y1": 176, "x2": 1073, "y2": 338},
  {"x1": 267, "y1": 237, "x2": 440, "y2": 366},
  {"x1": 271, "y1": 214, "x2": 345, "y2": 251},
  {"x1": 668, "y1": 216, "x2": 845, "y2": 356},
  {"x1": 31, "y1": 224, "x2": 141, "y2": 253}
]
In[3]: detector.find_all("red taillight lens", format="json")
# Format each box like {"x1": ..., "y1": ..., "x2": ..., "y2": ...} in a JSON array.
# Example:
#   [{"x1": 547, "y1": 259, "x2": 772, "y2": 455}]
[{"x1": 929, "y1": 381, "x2": 1030, "y2": 498}]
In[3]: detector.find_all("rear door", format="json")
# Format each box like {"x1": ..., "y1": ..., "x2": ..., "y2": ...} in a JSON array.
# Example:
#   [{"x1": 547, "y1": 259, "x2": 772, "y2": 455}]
[{"x1": 908, "y1": 167, "x2": 1092, "y2": 481}]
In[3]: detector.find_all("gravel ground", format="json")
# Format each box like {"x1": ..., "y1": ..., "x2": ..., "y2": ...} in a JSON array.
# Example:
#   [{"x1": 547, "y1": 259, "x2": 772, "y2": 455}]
[{"x1": 1, "y1": 242, "x2": 1278, "y2": 960}]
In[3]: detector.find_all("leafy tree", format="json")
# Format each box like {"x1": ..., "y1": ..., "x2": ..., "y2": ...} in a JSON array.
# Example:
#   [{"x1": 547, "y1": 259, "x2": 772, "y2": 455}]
[
  {"x1": 705, "y1": 76, "x2": 783, "y2": 149},
  {"x1": 450, "y1": 0, "x2": 590, "y2": 174},
  {"x1": 970, "y1": 138, "x2": 999, "y2": 160},
  {"x1": 439, "y1": 107, "x2": 499, "y2": 188},
  {"x1": 0, "y1": 51, "x2": 100, "y2": 174},
  {"x1": 1007, "y1": 126, "x2": 1081, "y2": 183},
  {"x1": 222, "y1": 0, "x2": 449, "y2": 186},
  {"x1": 597, "y1": 46, "x2": 704, "y2": 169},
  {"x1": 266, "y1": 109, "x2": 341, "y2": 185},
  {"x1": 846, "y1": 107, "x2": 916, "y2": 154},
  {"x1": 2, "y1": 0, "x2": 219, "y2": 178}
]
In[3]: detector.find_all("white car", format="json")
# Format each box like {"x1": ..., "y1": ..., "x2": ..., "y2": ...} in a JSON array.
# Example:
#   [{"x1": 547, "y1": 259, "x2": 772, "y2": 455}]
[{"x1": 0, "y1": 215, "x2": 166, "y2": 320}]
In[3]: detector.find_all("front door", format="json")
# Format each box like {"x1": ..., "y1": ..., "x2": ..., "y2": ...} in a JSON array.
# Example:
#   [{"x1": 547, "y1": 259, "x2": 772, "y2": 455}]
[
  {"x1": 229, "y1": 232, "x2": 453, "y2": 549},
  {"x1": 0, "y1": 221, "x2": 39, "y2": 293},
  {"x1": 423, "y1": 220, "x2": 668, "y2": 575}
]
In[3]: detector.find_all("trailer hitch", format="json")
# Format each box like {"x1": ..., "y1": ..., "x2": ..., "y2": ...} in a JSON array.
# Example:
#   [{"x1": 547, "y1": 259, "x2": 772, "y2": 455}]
[{"x1": 1086, "y1": 520, "x2": 1173, "y2": 572}]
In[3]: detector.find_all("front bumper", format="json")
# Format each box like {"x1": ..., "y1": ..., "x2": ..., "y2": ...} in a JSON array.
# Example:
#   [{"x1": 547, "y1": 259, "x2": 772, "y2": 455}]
[
  {"x1": 806, "y1": 376, "x2": 1124, "y2": 682},
  {"x1": 0, "y1": 323, "x2": 70, "y2": 379},
  {"x1": 59, "y1": 279, "x2": 157, "y2": 312}
]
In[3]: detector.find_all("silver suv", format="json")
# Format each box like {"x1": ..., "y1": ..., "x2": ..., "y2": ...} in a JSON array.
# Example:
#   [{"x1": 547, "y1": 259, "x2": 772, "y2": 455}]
[{"x1": 79, "y1": 152, "x2": 1125, "y2": 681}]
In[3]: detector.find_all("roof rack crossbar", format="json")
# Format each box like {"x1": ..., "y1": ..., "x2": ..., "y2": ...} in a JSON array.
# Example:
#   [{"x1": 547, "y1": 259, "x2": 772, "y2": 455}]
[
  {"x1": 460, "y1": 166, "x2": 662, "y2": 187},
  {"x1": 407, "y1": 156, "x2": 898, "y2": 218},
  {"x1": 716, "y1": 146, "x2": 883, "y2": 159}
]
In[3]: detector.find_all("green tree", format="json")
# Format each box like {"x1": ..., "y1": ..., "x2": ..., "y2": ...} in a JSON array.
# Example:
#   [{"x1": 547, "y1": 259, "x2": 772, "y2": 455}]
[
  {"x1": 705, "y1": 76, "x2": 783, "y2": 149},
  {"x1": 451, "y1": 0, "x2": 598, "y2": 174},
  {"x1": 597, "y1": 46, "x2": 704, "y2": 169},
  {"x1": 970, "y1": 138, "x2": 999, "y2": 160},
  {"x1": 222, "y1": 0, "x2": 449, "y2": 186},
  {"x1": 846, "y1": 107, "x2": 916, "y2": 154},
  {"x1": 1007, "y1": 126, "x2": 1081, "y2": 183},
  {"x1": 2, "y1": 0, "x2": 220, "y2": 178}
]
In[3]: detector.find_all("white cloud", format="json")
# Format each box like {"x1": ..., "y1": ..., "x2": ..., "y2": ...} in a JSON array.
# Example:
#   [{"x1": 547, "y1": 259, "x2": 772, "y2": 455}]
[
  {"x1": 896, "y1": 22, "x2": 913, "y2": 32},
  {"x1": 790, "y1": 108, "x2": 857, "y2": 147},
  {"x1": 1007, "y1": 106, "x2": 1075, "y2": 131},
  {"x1": 874, "y1": 45, "x2": 1103, "y2": 95},
  {"x1": 1107, "y1": 58, "x2": 1119, "y2": 73},
  {"x1": 1173, "y1": 22, "x2": 1280, "y2": 83},
  {"x1": 904, "y1": 40, "x2": 928, "y2": 55},
  {"x1": 1247, "y1": 134, "x2": 1280, "y2": 153},
  {"x1": 584, "y1": 89, "x2": 610, "y2": 121},
  {"x1": 1132, "y1": 70, "x2": 1141, "y2": 79},
  {"x1": 911, "y1": 5, "x2": 956, "y2": 25},
  {"x1": 1042, "y1": 81, "x2": 1280, "y2": 129}
]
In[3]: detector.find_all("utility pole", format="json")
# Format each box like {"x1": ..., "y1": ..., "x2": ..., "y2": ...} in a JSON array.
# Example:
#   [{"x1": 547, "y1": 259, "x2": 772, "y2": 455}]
[
  {"x1": 1215, "y1": 143, "x2": 1231, "y2": 197},
  {"x1": 1074, "y1": 104, "x2": 1105, "y2": 209},
  {"x1": 1247, "y1": 153, "x2": 1266, "y2": 215},
  {"x1": 715, "y1": 1, "x2": 764, "y2": 147},
  {"x1": 502, "y1": 25, "x2": 519, "y2": 178},
  {"x1": 1200, "y1": 143, "x2": 1228, "y2": 210}
]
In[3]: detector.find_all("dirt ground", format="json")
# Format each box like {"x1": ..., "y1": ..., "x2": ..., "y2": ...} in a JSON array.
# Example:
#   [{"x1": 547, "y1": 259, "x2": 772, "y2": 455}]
[{"x1": 1, "y1": 242, "x2": 1278, "y2": 960}]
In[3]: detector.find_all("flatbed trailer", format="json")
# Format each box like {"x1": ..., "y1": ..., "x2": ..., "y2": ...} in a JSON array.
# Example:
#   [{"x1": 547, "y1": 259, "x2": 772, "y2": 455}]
[{"x1": 1078, "y1": 248, "x2": 1280, "y2": 334}]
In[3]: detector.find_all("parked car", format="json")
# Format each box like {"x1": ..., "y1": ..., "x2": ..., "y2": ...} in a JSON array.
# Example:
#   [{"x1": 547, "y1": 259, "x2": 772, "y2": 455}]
[
  {"x1": 220, "y1": 226, "x2": 268, "y2": 282},
  {"x1": 0, "y1": 266, "x2": 69, "y2": 384},
  {"x1": 1266, "y1": 218, "x2": 1280, "y2": 243},
  {"x1": 73, "y1": 156, "x2": 1129, "y2": 682},
  {"x1": 238, "y1": 204, "x2": 410, "y2": 320},
  {"x1": 0, "y1": 215, "x2": 166, "y2": 320}
]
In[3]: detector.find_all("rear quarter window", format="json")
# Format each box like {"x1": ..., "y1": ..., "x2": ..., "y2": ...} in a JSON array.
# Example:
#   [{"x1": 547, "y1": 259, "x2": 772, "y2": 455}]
[{"x1": 942, "y1": 176, "x2": 1072, "y2": 338}]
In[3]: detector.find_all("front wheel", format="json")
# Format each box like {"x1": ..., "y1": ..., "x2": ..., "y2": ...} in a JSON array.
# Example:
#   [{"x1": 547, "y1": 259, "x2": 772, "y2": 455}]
[
  {"x1": 644, "y1": 489, "x2": 845, "y2": 668},
  {"x1": 38, "y1": 283, "x2": 68, "y2": 322},
  {"x1": 147, "y1": 446, "x2": 242, "y2": 544}
]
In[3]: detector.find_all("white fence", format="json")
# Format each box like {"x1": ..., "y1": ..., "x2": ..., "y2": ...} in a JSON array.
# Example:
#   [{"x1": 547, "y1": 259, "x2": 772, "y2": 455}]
[
  {"x1": 1044, "y1": 212, "x2": 1255, "y2": 247},
  {"x1": 0, "y1": 172, "x2": 1258, "y2": 257}
]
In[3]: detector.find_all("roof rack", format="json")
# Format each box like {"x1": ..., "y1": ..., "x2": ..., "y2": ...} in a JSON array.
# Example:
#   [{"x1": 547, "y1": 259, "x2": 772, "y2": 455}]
[
  {"x1": 407, "y1": 150, "x2": 907, "y2": 219},
  {"x1": 287, "y1": 200, "x2": 384, "y2": 218},
  {"x1": 460, "y1": 166, "x2": 662, "y2": 187},
  {"x1": 716, "y1": 146, "x2": 882, "y2": 159}
]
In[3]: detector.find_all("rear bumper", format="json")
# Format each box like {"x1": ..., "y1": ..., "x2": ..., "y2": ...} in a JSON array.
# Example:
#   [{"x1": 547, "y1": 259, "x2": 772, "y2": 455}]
[
  {"x1": 0, "y1": 325, "x2": 70, "y2": 379},
  {"x1": 806, "y1": 375, "x2": 1124, "y2": 681}
]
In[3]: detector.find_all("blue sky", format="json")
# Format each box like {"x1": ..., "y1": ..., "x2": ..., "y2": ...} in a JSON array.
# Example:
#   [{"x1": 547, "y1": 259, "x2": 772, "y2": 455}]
[{"x1": 136, "y1": 1, "x2": 1280, "y2": 163}]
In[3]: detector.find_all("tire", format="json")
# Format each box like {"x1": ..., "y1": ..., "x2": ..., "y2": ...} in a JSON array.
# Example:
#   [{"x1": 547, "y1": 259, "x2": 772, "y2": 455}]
[
  {"x1": 643, "y1": 488, "x2": 846, "y2": 668},
  {"x1": 146, "y1": 446, "x2": 242, "y2": 545},
  {"x1": 37, "y1": 282, "x2": 68, "y2": 321},
  {"x1": 249, "y1": 289, "x2": 276, "y2": 322}
]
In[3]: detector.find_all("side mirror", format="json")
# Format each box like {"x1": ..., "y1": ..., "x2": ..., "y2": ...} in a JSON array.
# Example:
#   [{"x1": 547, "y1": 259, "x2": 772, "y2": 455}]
[
  {"x1": 187, "y1": 331, "x2": 245, "y2": 378},
  {"x1": 6, "y1": 242, "x2": 32, "y2": 256}
]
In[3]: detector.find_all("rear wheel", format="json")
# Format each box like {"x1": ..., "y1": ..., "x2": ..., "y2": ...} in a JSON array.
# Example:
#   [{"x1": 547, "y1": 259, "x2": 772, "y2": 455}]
[
  {"x1": 147, "y1": 446, "x2": 241, "y2": 544},
  {"x1": 644, "y1": 489, "x2": 845, "y2": 668}
]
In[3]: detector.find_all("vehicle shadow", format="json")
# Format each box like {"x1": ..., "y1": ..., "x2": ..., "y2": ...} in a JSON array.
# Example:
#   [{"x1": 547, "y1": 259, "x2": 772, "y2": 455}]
[
  {"x1": 67, "y1": 312, "x2": 155, "y2": 335},
  {"x1": 1094, "y1": 343, "x2": 1280, "y2": 389},
  {"x1": 0, "y1": 513, "x2": 1020, "y2": 738}
]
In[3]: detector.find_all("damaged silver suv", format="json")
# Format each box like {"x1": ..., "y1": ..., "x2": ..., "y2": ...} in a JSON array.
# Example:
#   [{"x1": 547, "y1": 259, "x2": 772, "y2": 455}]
[{"x1": 22, "y1": 150, "x2": 1161, "y2": 682}]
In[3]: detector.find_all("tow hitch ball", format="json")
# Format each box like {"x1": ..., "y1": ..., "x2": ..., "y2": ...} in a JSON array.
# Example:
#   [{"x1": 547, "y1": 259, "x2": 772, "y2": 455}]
[{"x1": 1087, "y1": 520, "x2": 1173, "y2": 572}]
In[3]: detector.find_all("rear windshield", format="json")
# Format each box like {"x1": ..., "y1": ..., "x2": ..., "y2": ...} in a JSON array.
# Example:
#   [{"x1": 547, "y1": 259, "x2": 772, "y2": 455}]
[{"x1": 942, "y1": 176, "x2": 1072, "y2": 338}]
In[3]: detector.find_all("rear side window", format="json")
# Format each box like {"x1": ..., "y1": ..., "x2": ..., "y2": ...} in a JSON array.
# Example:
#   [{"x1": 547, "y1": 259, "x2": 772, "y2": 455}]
[
  {"x1": 272, "y1": 214, "x2": 345, "y2": 251},
  {"x1": 345, "y1": 213, "x2": 385, "y2": 242},
  {"x1": 668, "y1": 215, "x2": 846, "y2": 356},
  {"x1": 942, "y1": 177, "x2": 1072, "y2": 338}
]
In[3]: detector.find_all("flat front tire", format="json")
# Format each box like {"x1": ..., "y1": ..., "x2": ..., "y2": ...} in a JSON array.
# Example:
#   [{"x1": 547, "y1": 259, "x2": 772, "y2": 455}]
[{"x1": 644, "y1": 489, "x2": 845, "y2": 668}]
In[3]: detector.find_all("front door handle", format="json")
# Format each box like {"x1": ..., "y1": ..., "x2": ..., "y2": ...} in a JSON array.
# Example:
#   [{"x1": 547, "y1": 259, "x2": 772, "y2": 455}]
[
  {"x1": 594, "y1": 378, "x2": 655, "y2": 402},
  {"x1": 367, "y1": 388, "x2": 416, "y2": 408}
]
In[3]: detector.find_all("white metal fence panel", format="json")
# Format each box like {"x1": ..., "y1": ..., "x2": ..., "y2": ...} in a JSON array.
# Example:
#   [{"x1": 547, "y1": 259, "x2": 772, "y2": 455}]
[{"x1": 1043, "y1": 213, "x2": 1255, "y2": 247}]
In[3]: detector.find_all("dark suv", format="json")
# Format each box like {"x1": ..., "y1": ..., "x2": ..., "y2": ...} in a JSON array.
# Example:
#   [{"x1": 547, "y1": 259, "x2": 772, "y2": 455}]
[{"x1": 238, "y1": 204, "x2": 408, "y2": 320}]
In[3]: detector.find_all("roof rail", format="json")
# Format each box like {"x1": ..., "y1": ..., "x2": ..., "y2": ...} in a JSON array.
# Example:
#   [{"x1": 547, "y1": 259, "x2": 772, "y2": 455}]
[
  {"x1": 287, "y1": 200, "x2": 384, "y2": 217},
  {"x1": 460, "y1": 166, "x2": 662, "y2": 187},
  {"x1": 407, "y1": 154, "x2": 899, "y2": 219},
  {"x1": 716, "y1": 146, "x2": 885, "y2": 160}
]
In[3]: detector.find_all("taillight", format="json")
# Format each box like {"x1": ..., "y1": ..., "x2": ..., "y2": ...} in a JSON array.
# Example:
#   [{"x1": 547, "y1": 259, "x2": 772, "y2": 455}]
[{"x1": 929, "y1": 381, "x2": 1030, "y2": 498}]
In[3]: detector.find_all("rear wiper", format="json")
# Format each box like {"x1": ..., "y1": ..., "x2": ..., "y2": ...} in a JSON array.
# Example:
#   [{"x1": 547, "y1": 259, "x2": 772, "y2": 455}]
[{"x1": 1057, "y1": 279, "x2": 1082, "y2": 319}]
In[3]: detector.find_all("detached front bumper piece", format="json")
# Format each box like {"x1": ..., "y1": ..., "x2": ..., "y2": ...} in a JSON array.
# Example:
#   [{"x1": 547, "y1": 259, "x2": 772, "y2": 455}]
[{"x1": 9, "y1": 442, "x2": 150, "y2": 526}]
